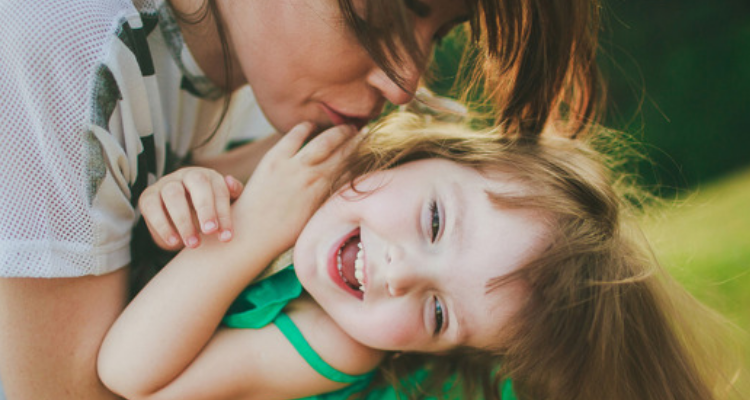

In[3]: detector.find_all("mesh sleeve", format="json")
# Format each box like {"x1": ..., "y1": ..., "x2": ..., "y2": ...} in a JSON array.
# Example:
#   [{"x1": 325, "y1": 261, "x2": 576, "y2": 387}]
[{"x1": 0, "y1": 0, "x2": 157, "y2": 277}]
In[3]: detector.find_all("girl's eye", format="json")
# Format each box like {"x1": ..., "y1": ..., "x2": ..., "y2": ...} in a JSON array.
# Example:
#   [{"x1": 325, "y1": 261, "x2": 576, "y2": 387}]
[
  {"x1": 429, "y1": 200, "x2": 440, "y2": 242},
  {"x1": 433, "y1": 296, "x2": 444, "y2": 336}
]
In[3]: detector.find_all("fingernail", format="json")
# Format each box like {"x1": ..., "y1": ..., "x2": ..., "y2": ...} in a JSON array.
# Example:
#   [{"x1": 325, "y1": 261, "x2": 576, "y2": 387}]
[
  {"x1": 203, "y1": 221, "x2": 217, "y2": 233},
  {"x1": 167, "y1": 235, "x2": 180, "y2": 247},
  {"x1": 225, "y1": 176, "x2": 238, "y2": 190},
  {"x1": 220, "y1": 230, "x2": 233, "y2": 242},
  {"x1": 186, "y1": 236, "x2": 199, "y2": 248}
]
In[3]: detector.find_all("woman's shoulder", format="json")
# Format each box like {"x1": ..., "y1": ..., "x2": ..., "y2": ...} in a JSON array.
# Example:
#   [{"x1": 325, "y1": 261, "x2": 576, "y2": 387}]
[
  {"x1": 2, "y1": 1, "x2": 139, "y2": 47},
  {"x1": 0, "y1": 0, "x2": 144, "y2": 111},
  {"x1": 285, "y1": 296, "x2": 385, "y2": 377}
]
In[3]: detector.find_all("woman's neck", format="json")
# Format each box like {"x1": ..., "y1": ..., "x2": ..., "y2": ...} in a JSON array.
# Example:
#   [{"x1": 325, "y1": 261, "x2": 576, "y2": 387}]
[{"x1": 168, "y1": 0, "x2": 246, "y2": 92}]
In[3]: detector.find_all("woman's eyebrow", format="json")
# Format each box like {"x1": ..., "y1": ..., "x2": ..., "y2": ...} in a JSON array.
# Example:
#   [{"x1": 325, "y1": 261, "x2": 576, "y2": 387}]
[{"x1": 404, "y1": 0, "x2": 431, "y2": 18}]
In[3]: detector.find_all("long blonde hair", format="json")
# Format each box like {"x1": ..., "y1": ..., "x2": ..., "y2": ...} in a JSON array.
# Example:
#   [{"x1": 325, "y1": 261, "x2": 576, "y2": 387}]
[{"x1": 336, "y1": 112, "x2": 743, "y2": 400}]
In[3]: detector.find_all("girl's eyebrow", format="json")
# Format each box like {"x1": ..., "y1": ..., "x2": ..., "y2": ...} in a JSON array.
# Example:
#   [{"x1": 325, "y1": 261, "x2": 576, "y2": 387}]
[{"x1": 448, "y1": 181, "x2": 465, "y2": 250}]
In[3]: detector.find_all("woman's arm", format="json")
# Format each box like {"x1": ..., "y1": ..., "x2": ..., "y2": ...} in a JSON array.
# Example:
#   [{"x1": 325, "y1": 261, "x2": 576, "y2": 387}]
[
  {"x1": 0, "y1": 270, "x2": 128, "y2": 400},
  {"x1": 98, "y1": 123, "x2": 360, "y2": 399},
  {"x1": 192, "y1": 133, "x2": 283, "y2": 183}
]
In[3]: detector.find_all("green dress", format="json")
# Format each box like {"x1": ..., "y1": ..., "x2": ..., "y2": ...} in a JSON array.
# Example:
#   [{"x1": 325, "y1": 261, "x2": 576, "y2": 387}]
[
  {"x1": 222, "y1": 256, "x2": 517, "y2": 400},
  {"x1": 222, "y1": 263, "x2": 375, "y2": 400}
]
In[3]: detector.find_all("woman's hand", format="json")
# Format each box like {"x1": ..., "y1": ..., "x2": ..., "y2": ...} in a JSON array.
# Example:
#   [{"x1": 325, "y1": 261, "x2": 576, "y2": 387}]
[{"x1": 138, "y1": 167, "x2": 244, "y2": 251}]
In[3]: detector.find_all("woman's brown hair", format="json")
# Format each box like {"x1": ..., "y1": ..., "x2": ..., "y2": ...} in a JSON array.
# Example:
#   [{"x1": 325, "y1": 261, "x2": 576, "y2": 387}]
[
  {"x1": 336, "y1": 0, "x2": 604, "y2": 136},
  {"x1": 334, "y1": 112, "x2": 744, "y2": 400},
  {"x1": 168, "y1": 0, "x2": 603, "y2": 139}
]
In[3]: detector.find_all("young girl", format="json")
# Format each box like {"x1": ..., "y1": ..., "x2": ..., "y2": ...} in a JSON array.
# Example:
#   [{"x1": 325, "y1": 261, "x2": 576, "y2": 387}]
[
  {"x1": 99, "y1": 112, "x2": 742, "y2": 400},
  {"x1": 0, "y1": 0, "x2": 602, "y2": 398}
]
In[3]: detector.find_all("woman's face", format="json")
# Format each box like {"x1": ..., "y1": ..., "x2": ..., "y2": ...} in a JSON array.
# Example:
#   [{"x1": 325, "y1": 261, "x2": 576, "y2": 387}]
[
  {"x1": 218, "y1": 0, "x2": 469, "y2": 133},
  {"x1": 294, "y1": 159, "x2": 550, "y2": 353}
]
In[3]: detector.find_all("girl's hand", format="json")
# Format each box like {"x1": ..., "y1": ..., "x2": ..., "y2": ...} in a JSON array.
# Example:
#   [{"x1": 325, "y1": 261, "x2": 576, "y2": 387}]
[
  {"x1": 233, "y1": 122, "x2": 358, "y2": 255},
  {"x1": 138, "y1": 167, "x2": 244, "y2": 250},
  {"x1": 100, "y1": 123, "x2": 358, "y2": 400}
]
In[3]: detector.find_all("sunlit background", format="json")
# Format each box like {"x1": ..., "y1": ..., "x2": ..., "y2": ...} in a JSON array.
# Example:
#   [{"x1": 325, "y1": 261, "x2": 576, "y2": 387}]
[
  {"x1": 602, "y1": 0, "x2": 750, "y2": 388},
  {"x1": 600, "y1": 0, "x2": 750, "y2": 375}
]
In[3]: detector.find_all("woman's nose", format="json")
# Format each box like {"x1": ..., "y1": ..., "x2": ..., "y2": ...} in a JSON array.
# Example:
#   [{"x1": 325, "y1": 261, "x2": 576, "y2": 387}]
[{"x1": 366, "y1": 64, "x2": 419, "y2": 106}]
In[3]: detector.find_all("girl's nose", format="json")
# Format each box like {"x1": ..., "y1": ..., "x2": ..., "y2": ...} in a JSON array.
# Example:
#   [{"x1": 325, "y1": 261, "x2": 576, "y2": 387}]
[
  {"x1": 366, "y1": 64, "x2": 419, "y2": 106},
  {"x1": 384, "y1": 249, "x2": 425, "y2": 297}
]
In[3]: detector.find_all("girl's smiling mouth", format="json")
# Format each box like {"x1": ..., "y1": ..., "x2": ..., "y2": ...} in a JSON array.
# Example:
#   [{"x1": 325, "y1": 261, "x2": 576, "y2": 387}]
[{"x1": 328, "y1": 228, "x2": 367, "y2": 299}]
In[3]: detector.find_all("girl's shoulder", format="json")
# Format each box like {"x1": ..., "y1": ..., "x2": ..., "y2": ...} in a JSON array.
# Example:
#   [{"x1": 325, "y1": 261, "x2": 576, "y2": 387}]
[{"x1": 285, "y1": 295, "x2": 385, "y2": 377}]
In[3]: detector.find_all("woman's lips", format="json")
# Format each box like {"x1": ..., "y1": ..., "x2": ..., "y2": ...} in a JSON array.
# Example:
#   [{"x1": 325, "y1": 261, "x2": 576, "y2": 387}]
[
  {"x1": 320, "y1": 104, "x2": 370, "y2": 131},
  {"x1": 327, "y1": 228, "x2": 364, "y2": 300}
]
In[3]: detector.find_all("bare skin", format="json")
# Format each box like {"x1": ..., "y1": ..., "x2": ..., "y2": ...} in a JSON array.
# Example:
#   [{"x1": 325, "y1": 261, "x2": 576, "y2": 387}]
[
  {"x1": 0, "y1": 269, "x2": 128, "y2": 400},
  {"x1": 193, "y1": 133, "x2": 283, "y2": 183}
]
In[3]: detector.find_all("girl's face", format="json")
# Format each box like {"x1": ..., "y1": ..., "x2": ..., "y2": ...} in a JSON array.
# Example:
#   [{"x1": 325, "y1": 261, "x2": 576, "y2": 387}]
[
  {"x1": 294, "y1": 159, "x2": 549, "y2": 353},
  {"x1": 218, "y1": 0, "x2": 469, "y2": 133}
]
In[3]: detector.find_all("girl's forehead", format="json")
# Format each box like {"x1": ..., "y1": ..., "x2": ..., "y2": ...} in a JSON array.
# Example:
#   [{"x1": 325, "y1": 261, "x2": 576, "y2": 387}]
[
  {"x1": 436, "y1": 175, "x2": 548, "y2": 348},
  {"x1": 464, "y1": 278, "x2": 530, "y2": 350}
]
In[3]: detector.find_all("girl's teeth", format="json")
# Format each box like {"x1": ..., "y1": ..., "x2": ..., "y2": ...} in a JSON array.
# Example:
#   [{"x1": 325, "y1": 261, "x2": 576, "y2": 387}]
[
  {"x1": 336, "y1": 239, "x2": 365, "y2": 292},
  {"x1": 354, "y1": 247, "x2": 365, "y2": 292}
]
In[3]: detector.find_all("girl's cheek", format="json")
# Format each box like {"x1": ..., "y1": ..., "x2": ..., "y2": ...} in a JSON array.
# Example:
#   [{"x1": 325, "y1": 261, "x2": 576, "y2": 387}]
[{"x1": 364, "y1": 313, "x2": 421, "y2": 349}]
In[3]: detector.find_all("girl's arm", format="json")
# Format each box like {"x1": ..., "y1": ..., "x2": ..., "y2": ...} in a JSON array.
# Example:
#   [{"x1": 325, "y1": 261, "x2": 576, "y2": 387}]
[
  {"x1": 98, "y1": 123, "x2": 373, "y2": 399},
  {"x1": 108, "y1": 300, "x2": 383, "y2": 400}
]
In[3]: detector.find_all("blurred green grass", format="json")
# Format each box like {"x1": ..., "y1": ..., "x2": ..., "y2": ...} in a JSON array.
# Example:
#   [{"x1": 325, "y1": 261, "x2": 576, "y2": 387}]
[{"x1": 641, "y1": 165, "x2": 750, "y2": 376}]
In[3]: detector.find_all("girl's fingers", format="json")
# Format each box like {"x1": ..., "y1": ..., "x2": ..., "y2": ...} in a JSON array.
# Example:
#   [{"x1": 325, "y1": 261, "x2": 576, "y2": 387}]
[
  {"x1": 161, "y1": 181, "x2": 200, "y2": 248},
  {"x1": 139, "y1": 193, "x2": 181, "y2": 250},
  {"x1": 319, "y1": 128, "x2": 361, "y2": 169},
  {"x1": 225, "y1": 175, "x2": 244, "y2": 200},
  {"x1": 213, "y1": 176, "x2": 234, "y2": 242},
  {"x1": 215, "y1": 175, "x2": 242, "y2": 242},
  {"x1": 183, "y1": 170, "x2": 222, "y2": 236},
  {"x1": 298, "y1": 124, "x2": 357, "y2": 165},
  {"x1": 269, "y1": 122, "x2": 316, "y2": 157}
]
